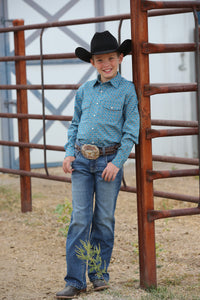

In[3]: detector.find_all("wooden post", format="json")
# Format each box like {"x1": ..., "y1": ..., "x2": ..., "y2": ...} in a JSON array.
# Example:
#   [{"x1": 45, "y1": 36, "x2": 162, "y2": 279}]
[
  {"x1": 13, "y1": 19, "x2": 32, "y2": 212},
  {"x1": 130, "y1": 0, "x2": 157, "y2": 288}
]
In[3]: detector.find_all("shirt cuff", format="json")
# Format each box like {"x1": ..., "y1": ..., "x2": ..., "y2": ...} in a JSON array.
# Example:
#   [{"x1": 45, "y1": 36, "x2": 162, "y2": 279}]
[{"x1": 64, "y1": 147, "x2": 75, "y2": 158}]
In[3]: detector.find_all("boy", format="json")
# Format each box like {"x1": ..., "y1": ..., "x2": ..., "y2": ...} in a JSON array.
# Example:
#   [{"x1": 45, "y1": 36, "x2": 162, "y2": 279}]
[{"x1": 56, "y1": 31, "x2": 139, "y2": 299}]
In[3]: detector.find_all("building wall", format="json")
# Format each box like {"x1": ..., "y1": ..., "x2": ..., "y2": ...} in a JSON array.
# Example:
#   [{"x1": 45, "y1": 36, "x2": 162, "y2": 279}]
[{"x1": 0, "y1": 0, "x2": 198, "y2": 168}]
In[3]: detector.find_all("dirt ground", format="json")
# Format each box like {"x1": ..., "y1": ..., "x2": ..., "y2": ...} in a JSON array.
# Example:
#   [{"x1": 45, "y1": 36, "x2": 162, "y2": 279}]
[{"x1": 0, "y1": 162, "x2": 200, "y2": 300}]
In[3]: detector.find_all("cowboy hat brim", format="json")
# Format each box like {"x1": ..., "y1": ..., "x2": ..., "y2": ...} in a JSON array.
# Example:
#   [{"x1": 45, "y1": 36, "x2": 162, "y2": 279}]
[{"x1": 75, "y1": 39, "x2": 132, "y2": 63}]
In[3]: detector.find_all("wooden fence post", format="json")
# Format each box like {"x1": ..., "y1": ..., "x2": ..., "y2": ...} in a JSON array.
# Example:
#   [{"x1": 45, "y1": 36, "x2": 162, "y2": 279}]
[{"x1": 13, "y1": 19, "x2": 32, "y2": 212}]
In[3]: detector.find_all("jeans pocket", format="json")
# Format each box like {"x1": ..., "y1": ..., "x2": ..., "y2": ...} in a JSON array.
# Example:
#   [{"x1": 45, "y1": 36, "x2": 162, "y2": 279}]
[{"x1": 94, "y1": 155, "x2": 106, "y2": 173}]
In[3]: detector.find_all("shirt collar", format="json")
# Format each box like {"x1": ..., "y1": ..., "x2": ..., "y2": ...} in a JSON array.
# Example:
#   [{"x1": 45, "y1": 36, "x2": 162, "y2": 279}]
[{"x1": 93, "y1": 72, "x2": 121, "y2": 88}]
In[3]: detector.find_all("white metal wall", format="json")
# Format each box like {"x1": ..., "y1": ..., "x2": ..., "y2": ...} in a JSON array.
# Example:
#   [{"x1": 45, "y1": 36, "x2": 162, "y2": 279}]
[{"x1": 1, "y1": 0, "x2": 198, "y2": 168}]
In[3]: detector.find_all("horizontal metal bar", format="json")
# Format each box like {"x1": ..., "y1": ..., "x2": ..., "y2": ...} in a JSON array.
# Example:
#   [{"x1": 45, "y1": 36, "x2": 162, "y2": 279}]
[
  {"x1": 147, "y1": 168, "x2": 199, "y2": 181},
  {"x1": 0, "y1": 8, "x2": 196, "y2": 38},
  {"x1": 154, "y1": 190, "x2": 199, "y2": 203},
  {"x1": 151, "y1": 154, "x2": 199, "y2": 166},
  {"x1": 0, "y1": 112, "x2": 72, "y2": 121},
  {"x1": 120, "y1": 185, "x2": 137, "y2": 193},
  {"x1": 146, "y1": 128, "x2": 198, "y2": 139},
  {"x1": 1, "y1": 139, "x2": 198, "y2": 166},
  {"x1": 1, "y1": 83, "x2": 196, "y2": 93},
  {"x1": 144, "y1": 83, "x2": 197, "y2": 96},
  {"x1": 0, "y1": 140, "x2": 64, "y2": 152},
  {"x1": 0, "y1": 167, "x2": 198, "y2": 203},
  {"x1": 0, "y1": 41, "x2": 198, "y2": 62},
  {"x1": 1, "y1": 140, "x2": 198, "y2": 166},
  {"x1": 0, "y1": 167, "x2": 70, "y2": 182},
  {"x1": 0, "y1": 9, "x2": 196, "y2": 36},
  {"x1": 120, "y1": 185, "x2": 199, "y2": 204},
  {"x1": 0, "y1": 52, "x2": 131, "y2": 63},
  {"x1": 142, "y1": 1, "x2": 200, "y2": 11},
  {"x1": 0, "y1": 14, "x2": 131, "y2": 33},
  {"x1": 142, "y1": 42, "x2": 199, "y2": 54},
  {"x1": 12, "y1": 116, "x2": 192, "y2": 126},
  {"x1": 151, "y1": 119, "x2": 198, "y2": 127},
  {"x1": 0, "y1": 84, "x2": 80, "y2": 90},
  {"x1": 1, "y1": 83, "x2": 197, "y2": 93},
  {"x1": 148, "y1": 207, "x2": 200, "y2": 222},
  {"x1": 148, "y1": 8, "x2": 194, "y2": 17},
  {"x1": 0, "y1": 52, "x2": 76, "y2": 62}
]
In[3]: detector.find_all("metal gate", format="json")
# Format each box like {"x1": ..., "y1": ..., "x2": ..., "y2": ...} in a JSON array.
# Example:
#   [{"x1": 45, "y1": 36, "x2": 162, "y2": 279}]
[
  {"x1": 0, "y1": 0, "x2": 105, "y2": 168},
  {"x1": 0, "y1": 0, "x2": 200, "y2": 289}
]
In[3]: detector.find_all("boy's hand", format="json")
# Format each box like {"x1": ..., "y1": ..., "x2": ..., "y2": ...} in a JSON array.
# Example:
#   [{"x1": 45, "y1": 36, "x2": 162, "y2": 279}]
[
  {"x1": 102, "y1": 162, "x2": 119, "y2": 182},
  {"x1": 63, "y1": 156, "x2": 75, "y2": 174}
]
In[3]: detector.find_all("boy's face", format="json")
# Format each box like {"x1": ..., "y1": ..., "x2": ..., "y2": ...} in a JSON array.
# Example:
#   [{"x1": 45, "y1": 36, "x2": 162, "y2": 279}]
[{"x1": 90, "y1": 52, "x2": 123, "y2": 83}]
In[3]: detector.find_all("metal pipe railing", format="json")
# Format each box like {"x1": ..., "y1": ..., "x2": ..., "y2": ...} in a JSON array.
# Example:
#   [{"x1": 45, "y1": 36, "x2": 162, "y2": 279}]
[
  {"x1": 0, "y1": 84, "x2": 80, "y2": 90},
  {"x1": 0, "y1": 14, "x2": 131, "y2": 33},
  {"x1": 142, "y1": 1, "x2": 200, "y2": 11},
  {"x1": 0, "y1": 0, "x2": 200, "y2": 289},
  {"x1": 148, "y1": 206, "x2": 200, "y2": 221},
  {"x1": 193, "y1": 9, "x2": 200, "y2": 207},
  {"x1": 147, "y1": 168, "x2": 199, "y2": 181},
  {"x1": 144, "y1": 83, "x2": 197, "y2": 96},
  {"x1": 146, "y1": 128, "x2": 198, "y2": 139},
  {"x1": 40, "y1": 28, "x2": 48, "y2": 176},
  {"x1": 142, "y1": 42, "x2": 200, "y2": 54}
]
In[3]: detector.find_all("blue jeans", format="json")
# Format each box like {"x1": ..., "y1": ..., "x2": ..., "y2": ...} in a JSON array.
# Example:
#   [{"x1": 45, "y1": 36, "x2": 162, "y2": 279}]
[{"x1": 64, "y1": 149, "x2": 123, "y2": 289}]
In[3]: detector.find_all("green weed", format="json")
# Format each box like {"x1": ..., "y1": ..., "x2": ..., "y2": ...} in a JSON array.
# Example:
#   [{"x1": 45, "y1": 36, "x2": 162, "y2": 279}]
[
  {"x1": 76, "y1": 240, "x2": 106, "y2": 280},
  {"x1": 54, "y1": 198, "x2": 72, "y2": 236}
]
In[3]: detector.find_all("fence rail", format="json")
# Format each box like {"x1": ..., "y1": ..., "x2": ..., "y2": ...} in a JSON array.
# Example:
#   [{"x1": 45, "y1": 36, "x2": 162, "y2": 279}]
[{"x1": 0, "y1": 0, "x2": 200, "y2": 289}]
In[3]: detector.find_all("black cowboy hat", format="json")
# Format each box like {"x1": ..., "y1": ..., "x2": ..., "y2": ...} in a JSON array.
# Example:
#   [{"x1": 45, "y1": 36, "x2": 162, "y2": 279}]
[{"x1": 75, "y1": 30, "x2": 131, "y2": 63}]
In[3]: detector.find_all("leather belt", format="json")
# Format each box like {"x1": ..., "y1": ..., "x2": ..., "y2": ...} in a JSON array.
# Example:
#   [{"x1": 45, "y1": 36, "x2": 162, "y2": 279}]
[{"x1": 75, "y1": 143, "x2": 120, "y2": 160}]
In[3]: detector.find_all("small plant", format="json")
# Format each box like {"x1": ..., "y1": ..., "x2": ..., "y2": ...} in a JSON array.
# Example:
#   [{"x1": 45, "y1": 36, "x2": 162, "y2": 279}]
[
  {"x1": 54, "y1": 198, "x2": 72, "y2": 236},
  {"x1": 76, "y1": 240, "x2": 106, "y2": 280},
  {"x1": 132, "y1": 242, "x2": 139, "y2": 255}
]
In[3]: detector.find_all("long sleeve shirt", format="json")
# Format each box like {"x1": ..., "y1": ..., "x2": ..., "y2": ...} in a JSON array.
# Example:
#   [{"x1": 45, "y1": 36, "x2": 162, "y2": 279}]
[{"x1": 64, "y1": 72, "x2": 140, "y2": 169}]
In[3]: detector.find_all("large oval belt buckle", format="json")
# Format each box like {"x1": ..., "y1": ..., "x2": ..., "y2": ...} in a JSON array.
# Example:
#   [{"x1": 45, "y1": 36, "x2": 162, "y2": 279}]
[{"x1": 81, "y1": 144, "x2": 100, "y2": 160}]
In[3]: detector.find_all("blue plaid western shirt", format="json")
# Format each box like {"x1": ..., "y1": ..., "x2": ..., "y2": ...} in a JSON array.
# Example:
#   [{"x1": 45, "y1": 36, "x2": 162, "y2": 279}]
[{"x1": 64, "y1": 72, "x2": 140, "y2": 169}]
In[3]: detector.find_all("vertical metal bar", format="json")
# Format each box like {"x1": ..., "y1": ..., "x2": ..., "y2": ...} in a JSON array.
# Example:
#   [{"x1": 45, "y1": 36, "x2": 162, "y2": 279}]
[
  {"x1": 40, "y1": 28, "x2": 49, "y2": 176},
  {"x1": 13, "y1": 19, "x2": 32, "y2": 212},
  {"x1": 130, "y1": 0, "x2": 157, "y2": 288},
  {"x1": 0, "y1": 0, "x2": 9, "y2": 168},
  {"x1": 94, "y1": 0, "x2": 105, "y2": 32},
  {"x1": 118, "y1": 18, "x2": 126, "y2": 186},
  {"x1": 118, "y1": 19, "x2": 123, "y2": 74},
  {"x1": 193, "y1": 9, "x2": 200, "y2": 207}
]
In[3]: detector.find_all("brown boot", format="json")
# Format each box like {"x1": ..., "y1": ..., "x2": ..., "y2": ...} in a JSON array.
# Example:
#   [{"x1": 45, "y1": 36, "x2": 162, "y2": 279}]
[
  {"x1": 56, "y1": 286, "x2": 86, "y2": 299},
  {"x1": 92, "y1": 279, "x2": 109, "y2": 291}
]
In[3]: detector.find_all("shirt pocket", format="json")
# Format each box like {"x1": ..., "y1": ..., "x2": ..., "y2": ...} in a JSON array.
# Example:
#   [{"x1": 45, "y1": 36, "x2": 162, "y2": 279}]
[
  {"x1": 82, "y1": 99, "x2": 91, "y2": 111},
  {"x1": 102, "y1": 101, "x2": 123, "y2": 123}
]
